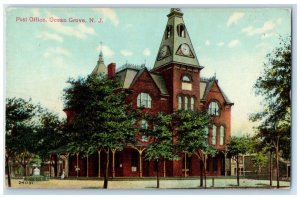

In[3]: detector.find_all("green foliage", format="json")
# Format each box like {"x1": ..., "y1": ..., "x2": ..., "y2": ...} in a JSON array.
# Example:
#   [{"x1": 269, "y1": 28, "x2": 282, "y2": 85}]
[
  {"x1": 6, "y1": 97, "x2": 42, "y2": 157},
  {"x1": 144, "y1": 112, "x2": 177, "y2": 162},
  {"x1": 24, "y1": 176, "x2": 49, "y2": 181},
  {"x1": 251, "y1": 152, "x2": 268, "y2": 171},
  {"x1": 227, "y1": 136, "x2": 251, "y2": 158},
  {"x1": 36, "y1": 111, "x2": 66, "y2": 161},
  {"x1": 250, "y1": 36, "x2": 291, "y2": 160},
  {"x1": 63, "y1": 74, "x2": 137, "y2": 155},
  {"x1": 174, "y1": 110, "x2": 216, "y2": 158}
]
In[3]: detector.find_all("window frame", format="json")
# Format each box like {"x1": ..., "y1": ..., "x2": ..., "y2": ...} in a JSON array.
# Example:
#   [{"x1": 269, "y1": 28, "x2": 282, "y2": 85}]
[
  {"x1": 220, "y1": 125, "x2": 225, "y2": 145},
  {"x1": 208, "y1": 101, "x2": 220, "y2": 116},
  {"x1": 137, "y1": 92, "x2": 152, "y2": 108}
]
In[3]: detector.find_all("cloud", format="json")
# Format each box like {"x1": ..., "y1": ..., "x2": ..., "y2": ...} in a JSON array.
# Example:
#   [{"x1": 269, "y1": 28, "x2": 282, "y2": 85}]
[
  {"x1": 242, "y1": 20, "x2": 276, "y2": 36},
  {"x1": 255, "y1": 42, "x2": 272, "y2": 50},
  {"x1": 37, "y1": 31, "x2": 64, "y2": 42},
  {"x1": 46, "y1": 13, "x2": 95, "y2": 40},
  {"x1": 94, "y1": 8, "x2": 119, "y2": 27},
  {"x1": 96, "y1": 45, "x2": 115, "y2": 58},
  {"x1": 143, "y1": 48, "x2": 151, "y2": 57},
  {"x1": 277, "y1": 18, "x2": 282, "y2": 25},
  {"x1": 217, "y1": 42, "x2": 224, "y2": 47},
  {"x1": 228, "y1": 39, "x2": 240, "y2": 48},
  {"x1": 32, "y1": 9, "x2": 40, "y2": 17},
  {"x1": 43, "y1": 47, "x2": 72, "y2": 58},
  {"x1": 205, "y1": 40, "x2": 210, "y2": 46},
  {"x1": 120, "y1": 50, "x2": 133, "y2": 57},
  {"x1": 227, "y1": 12, "x2": 245, "y2": 27}
]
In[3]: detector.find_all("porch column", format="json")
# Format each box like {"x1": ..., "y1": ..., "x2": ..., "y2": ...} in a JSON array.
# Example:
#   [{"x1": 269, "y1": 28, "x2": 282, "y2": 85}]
[
  {"x1": 98, "y1": 149, "x2": 101, "y2": 178},
  {"x1": 163, "y1": 159, "x2": 166, "y2": 177},
  {"x1": 76, "y1": 152, "x2": 79, "y2": 178},
  {"x1": 184, "y1": 153, "x2": 187, "y2": 177},
  {"x1": 66, "y1": 153, "x2": 69, "y2": 177},
  {"x1": 112, "y1": 149, "x2": 116, "y2": 178},
  {"x1": 86, "y1": 154, "x2": 89, "y2": 177},
  {"x1": 57, "y1": 153, "x2": 60, "y2": 177},
  {"x1": 224, "y1": 151, "x2": 227, "y2": 176}
]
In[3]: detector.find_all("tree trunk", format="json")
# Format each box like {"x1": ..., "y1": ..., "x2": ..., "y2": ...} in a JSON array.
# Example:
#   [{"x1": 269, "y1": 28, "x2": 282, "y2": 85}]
[
  {"x1": 103, "y1": 150, "x2": 110, "y2": 189},
  {"x1": 236, "y1": 155, "x2": 240, "y2": 186},
  {"x1": 54, "y1": 155, "x2": 58, "y2": 177},
  {"x1": 276, "y1": 145, "x2": 280, "y2": 188},
  {"x1": 204, "y1": 155, "x2": 207, "y2": 189},
  {"x1": 156, "y1": 160, "x2": 160, "y2": 188},
  {"x1": 269, "y1": 151, "x2": 272, "y2": 187},
  {"x1": 199, "y1": 159, "x2": 203, "y2": 187},
  {"x1": 6, "y1": 155, "x2": 11, "y2": 187}
]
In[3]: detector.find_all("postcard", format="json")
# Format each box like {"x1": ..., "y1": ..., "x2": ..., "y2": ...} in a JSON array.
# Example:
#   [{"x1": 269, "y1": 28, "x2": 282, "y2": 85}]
[{"x1": 4, "y1": 6, "x2": 292, "y2": 191}]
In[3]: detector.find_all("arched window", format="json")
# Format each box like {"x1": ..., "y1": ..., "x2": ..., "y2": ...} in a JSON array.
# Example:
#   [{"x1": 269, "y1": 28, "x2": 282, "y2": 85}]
[
  {"x1": 165, "y1": 25, "x2": 172, "y2": 39},
  {"x1": 212, "y1": 125, "x2": 217, "y2": 145},
  {"x1": 137, "y1": 92, "x2": 152, "y2": 108},
  {"x1": 178, "y1": 96, "x2": 182, "y2": 110},
  {"x1": 182, "y1": 75, "x2": 191, "y2": 82},
  {"x1": 140, "y1": 120, "x2": 148, "y2": 142},
  {"x1": 208, "y1": 101, "x2": 220, "y2": 116},
  {"x1": 190, "y1": 97, "x2": 195, "y2": 111},
  {"x1": 177, "y1": 24, "x2": 186, "y2": 37},
  {"x1": 184, "y1": 96, "x2": 188, "y2": 110},
  {"x1": 220, "y1": 126, "x2": 225, "y2": 145}
]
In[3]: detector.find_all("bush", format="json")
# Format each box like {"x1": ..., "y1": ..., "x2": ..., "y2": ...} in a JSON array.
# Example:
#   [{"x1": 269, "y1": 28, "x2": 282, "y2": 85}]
[{"x1": 24, "y1": 175, "x2": 49, "y2": 181}]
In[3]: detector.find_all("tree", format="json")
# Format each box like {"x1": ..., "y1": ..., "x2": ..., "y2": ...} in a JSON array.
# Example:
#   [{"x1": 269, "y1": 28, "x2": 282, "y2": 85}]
[
  {"x1": 174, "y1": 110, "x2": 216, "y2": 188},
  {"x1": 227, "y1": 136, "x2": 251, "y2": 186},
  {"x1": 143, "y1": 112, "x2": 177, "y2": 188},
  {"x1": 250, "y1": 36, "x2": 291, "y2": 188},
  {"x1": 5, "y1": 97, "x2": 41, "y2": 186},
  {"x1": 36, "y1": 111, "x2": 66, "y2": 176},
  {"x1": 63, "y1": 74, "x2": 137, "y2": 189}
]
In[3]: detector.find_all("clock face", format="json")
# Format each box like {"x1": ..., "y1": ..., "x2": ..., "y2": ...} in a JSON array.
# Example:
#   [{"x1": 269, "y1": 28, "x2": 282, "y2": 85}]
[
  {"x1": 180, "y1": 43, "x2": 190, "y2": 56},
  {"x1": 159, "y1": 45, "x2": 168, "y2": 58}
]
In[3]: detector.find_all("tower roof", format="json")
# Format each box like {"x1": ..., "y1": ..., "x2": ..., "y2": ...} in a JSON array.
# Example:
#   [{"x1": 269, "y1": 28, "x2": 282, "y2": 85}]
[
  {"x1": 153, "y1": 8, "x2": 201, "y2": 69},
  {"x1": 91, "y1": 47, "x2": 107, "y2": 76}
]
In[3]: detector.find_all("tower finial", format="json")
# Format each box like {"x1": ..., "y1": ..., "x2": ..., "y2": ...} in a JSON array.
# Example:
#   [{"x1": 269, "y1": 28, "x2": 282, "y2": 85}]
[{"x1": 98, "y1": 42, "x2": 104, "y2": 63}]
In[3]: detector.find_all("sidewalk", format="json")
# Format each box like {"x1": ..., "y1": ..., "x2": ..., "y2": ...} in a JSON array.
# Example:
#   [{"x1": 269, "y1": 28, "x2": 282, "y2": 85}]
[{"x1": 6, "y1": 178, "x2": 291, "y2": 189}]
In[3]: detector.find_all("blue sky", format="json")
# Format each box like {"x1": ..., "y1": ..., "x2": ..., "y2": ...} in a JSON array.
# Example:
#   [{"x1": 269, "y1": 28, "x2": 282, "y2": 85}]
[{"x1": 5, "y1": 7, "x2": 291, "y2": 136}]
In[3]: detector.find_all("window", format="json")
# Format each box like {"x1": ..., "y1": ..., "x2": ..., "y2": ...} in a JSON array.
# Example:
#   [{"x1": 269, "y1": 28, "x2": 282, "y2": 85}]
[
  {"x1": 182, "y1": 75, "x2": 191, "y2": 82},
  {"x1": 190, "y1": 97, "x2": 195, "y2": 110},
  {"x1": 178, "y1": 96, "x2": 182, "y2": 110},
  {"x1": 177, "y1": 24, "x2": 186, "y2": 37},
  {"x1": 165, "y1": 25, "x2": 172, "y2": 39},
  {"x1": 212, "y1": 125, "x2": 217, "y2": 145},
  {"x1": 208, "y1": 101, "x2": 220, "y2": 116},
  {"x1": 220, "y1": 126, "x2": 225, "y2": 145},
  {"x1": 137, "y1": 92, "x2": 152, "y2": 108},
  {"x1": 140, "y1": 120, "x2": 148, "y2": 142},
  {"x1": 184, "y1": 96, "x2": 188, "y2": 110}
]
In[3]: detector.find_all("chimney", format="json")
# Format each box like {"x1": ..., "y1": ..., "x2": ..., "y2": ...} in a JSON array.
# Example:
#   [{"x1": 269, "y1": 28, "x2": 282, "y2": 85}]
[{"x1": 108, "y1": 63, "x2": 116, "y2": 79}]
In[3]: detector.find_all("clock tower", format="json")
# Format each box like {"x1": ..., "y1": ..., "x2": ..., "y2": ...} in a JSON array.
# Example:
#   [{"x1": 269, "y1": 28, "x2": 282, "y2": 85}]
[{"x1": 152, "y1": 8, "x2": 203, "y2": 113}]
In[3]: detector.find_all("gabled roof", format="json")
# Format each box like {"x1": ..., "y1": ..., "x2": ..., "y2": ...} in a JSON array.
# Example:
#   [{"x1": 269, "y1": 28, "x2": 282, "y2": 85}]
[
  {"x1": 116, "y1": 66, "x2": 169, "y2": 96},
  {"x1": 200, "y1": 77, "x2": 233, "y2": 105}
]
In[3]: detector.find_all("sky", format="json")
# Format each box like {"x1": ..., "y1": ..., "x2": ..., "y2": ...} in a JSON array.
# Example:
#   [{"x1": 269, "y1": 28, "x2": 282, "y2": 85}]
[{"x1": 5, "y1": 7, "x2": 291, "y2": 136}]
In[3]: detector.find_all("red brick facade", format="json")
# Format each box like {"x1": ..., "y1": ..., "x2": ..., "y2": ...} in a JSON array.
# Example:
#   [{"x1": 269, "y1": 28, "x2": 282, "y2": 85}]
[{"x1": 58, "y1": 8, "x2": 233, "y2": 178}]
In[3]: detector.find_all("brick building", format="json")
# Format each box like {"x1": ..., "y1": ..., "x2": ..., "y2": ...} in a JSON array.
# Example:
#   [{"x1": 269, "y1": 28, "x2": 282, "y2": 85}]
[{"x1": 50, "y1": 8, "x2": 234, "y2": 178}]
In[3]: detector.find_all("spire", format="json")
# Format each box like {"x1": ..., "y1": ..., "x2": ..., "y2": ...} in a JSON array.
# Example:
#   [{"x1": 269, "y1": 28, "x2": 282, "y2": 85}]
[
  {"x1": 153, "y1": 8, "x2": 201, "y2": 70},
  {"x1": 91, "y1": 42, "x2": 107, "y2": 76}
]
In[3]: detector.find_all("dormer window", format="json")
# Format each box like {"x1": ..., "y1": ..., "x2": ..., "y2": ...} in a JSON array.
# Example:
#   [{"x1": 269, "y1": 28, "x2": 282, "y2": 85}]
[
  {"x1": 165, "y1": 25, "x2": 172, "y2": 39},
  {"x1": 137, "y1": 92, "x2": 152, "y2": 108},
  {"x1": 177, "y1": 24, "x2": 186, "y2": 37},
  {"x1": 208, "y1": 101, "x2": 220, "y2": 116}
]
